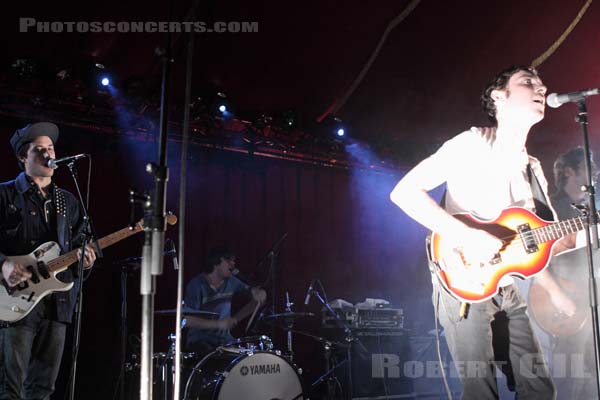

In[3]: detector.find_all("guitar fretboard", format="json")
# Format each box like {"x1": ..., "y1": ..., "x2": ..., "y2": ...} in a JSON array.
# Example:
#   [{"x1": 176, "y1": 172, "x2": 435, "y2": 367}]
[
  {"x1": 530, "y1": 211, "x2": 600, "y2": 244},
  {"x1": 47, "y1": 223, "x2": 144, "y2": 274}
]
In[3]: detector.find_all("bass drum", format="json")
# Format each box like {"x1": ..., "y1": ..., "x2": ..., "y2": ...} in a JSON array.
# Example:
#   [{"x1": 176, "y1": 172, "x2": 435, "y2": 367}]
[{"x1": 184, "y1": 348, "x2": 305, "y2": 400}]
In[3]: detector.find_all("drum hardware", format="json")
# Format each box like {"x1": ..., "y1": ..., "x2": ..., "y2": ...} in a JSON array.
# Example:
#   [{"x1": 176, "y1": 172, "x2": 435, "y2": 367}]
[
  {"x1": 305, "y1": 282, "x2": 368, "y2": 399},
  {"x1": 262, "y1": 291, "x2": 315, "y2": 362},
  {"x1": 285, "y1": 291, "x2": 294, "y2": 361},
  {"x1": 250, "y1": 233, "x2": 288, "y2": 339},
  {"x1": 151, "y1": 332, "x2": 198, "y2": 400},
  {"x1": 263, "y1": 311, "x2": 316, "y2": 327},
  {"x1": 281, "y1": 326, "x2": 349, "y2": 400},
  {"x1": 220, "y1": 335, "x2": 274, "y2": 353},
  {"x1": 151, "y1": 309, "x2": 217, "y2": 400},
  {"x1": 154, "y1": 308, "x2": 219, "y2": 319}
]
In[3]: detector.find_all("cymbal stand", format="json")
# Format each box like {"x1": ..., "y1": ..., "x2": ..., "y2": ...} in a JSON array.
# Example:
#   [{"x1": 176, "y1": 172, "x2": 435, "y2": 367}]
[
  {"x1": 285, "y1": 291, "x2": 294, "y2": 361},
  {"x1": 286, "y1": 328, "x2": 348, "y2": 400},
  {"x1": 316, "y1": 340, "x2": 339, "y2": 399},
  {"x1": 306, "y1": 337, "x2": 348, "y2": 399},
  {"x1": 310, "y1": 288, "x2": 368, "y2": 399},
  {"x1": 155, "y1": 333, "x2": 177, "y2": 400},
  {"x1": 115, "y1": 258, "x2": 139, "y2": 400}
]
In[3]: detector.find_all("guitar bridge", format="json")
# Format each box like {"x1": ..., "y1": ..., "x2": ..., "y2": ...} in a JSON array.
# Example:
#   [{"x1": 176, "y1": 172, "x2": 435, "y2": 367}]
[{"x1": 518, "y1": 223, "x2": 538, "y2": 254}]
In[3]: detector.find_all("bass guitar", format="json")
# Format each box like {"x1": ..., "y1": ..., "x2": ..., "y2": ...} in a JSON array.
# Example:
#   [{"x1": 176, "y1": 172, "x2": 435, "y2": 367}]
[
  {"x1": 0, "y1": 214, "x2": 177, "y2": 322},
  {"x1": 428, "y1": 206, "x2": 593, "y2": 303}
]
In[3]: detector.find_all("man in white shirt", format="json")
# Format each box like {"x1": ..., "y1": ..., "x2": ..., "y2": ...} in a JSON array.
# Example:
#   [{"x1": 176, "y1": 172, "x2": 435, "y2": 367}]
[{"x1": 390, "y1": 66, "x2": 575, "y2": 399}]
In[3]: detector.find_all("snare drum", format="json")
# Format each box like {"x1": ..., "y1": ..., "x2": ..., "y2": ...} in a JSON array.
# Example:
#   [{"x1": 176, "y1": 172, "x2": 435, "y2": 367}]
[{"x1": 184, "y1": 349, "x2": 305, "y2": 400}]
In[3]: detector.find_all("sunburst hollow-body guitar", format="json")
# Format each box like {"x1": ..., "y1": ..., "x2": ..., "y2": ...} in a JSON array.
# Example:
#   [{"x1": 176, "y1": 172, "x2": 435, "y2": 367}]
[{"x1": 428, "y1": 206, "x2": 593, "y2": 303}]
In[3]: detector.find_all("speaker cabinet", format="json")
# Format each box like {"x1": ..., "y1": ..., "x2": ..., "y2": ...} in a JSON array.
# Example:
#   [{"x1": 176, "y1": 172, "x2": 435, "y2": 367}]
[{"x1": 329, "y1": 331, "x2": 462, "y2": 399}]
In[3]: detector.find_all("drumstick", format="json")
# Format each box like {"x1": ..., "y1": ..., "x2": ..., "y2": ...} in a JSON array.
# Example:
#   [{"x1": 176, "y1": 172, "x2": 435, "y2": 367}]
[{"x1": 246, "y1": 302, "x2": 261, "y2": 333}]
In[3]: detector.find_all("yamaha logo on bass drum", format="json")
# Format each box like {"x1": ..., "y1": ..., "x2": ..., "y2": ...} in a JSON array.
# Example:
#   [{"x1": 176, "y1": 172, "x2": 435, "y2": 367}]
[{"x1": 240, "y1": 363, "x2": 282, "y2": 376}]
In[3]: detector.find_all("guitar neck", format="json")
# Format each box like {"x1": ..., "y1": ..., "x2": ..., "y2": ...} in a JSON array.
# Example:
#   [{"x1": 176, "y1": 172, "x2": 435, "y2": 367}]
[
  {"x1": 534, "y1": 211, "x2": 600, "y2": 244},
  {"x1": 47, "y1": 223, "x2": 144, "y2": 274}
]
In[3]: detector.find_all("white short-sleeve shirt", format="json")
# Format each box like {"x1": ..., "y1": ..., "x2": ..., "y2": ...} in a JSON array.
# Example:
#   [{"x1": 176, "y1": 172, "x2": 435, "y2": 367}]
[
  {"x1": 425, "y1": 127, "x2": 557, "y2": 286},
  {"x1": 428, "y1": 127, "x2": 555, "y2": 220}
]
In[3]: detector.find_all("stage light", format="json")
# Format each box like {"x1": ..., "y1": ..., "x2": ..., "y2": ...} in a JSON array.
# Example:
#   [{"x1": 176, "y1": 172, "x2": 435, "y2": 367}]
[
  {"x1": 212, "y1": 92, "x2": 233, "y2": 118},
  {"x1": 91, "y1": 63, "x2": 113, "y2": 91},
  {"x1": 282, "y1": 110, "x2": 296, "y2": 128},
  {"x1": 332, "y1": 117, "x2": 346, "y2": 139},
  {"x1": 271, "y1": 109, "x2": 297, "y2": 132}
]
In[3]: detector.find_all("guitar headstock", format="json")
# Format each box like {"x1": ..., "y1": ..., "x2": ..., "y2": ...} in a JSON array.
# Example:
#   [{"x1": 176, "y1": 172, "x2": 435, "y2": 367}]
[
  {"x1": 133, "y1": 212, "x2": 178, "y2": 230},
  {"x1": 166, "y1": 212, "x2": 178, "y2": 226}
]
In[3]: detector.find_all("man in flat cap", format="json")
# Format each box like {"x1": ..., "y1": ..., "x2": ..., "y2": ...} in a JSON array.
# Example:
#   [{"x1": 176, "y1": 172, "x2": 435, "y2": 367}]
[{"x1": 0, "y1": 122, "x2": 96, "y2": 399}]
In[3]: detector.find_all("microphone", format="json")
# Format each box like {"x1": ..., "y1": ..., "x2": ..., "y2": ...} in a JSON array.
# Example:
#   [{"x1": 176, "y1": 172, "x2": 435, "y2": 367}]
[
  {"x1": 231, "y1": 268, "x2": 254, "y2": 286},
  {"x1": 304, "y1": 279, "x2": 315, "y2": 305},
  {"x1": 46, "y1": 154, "x2": 89, "y2": 169},
  {"x1": 547, "y1": 88, "x2": 600, "y2": 108},
  {"x1": 166, "y1": 239, "x2": 179, "y2": 270}
]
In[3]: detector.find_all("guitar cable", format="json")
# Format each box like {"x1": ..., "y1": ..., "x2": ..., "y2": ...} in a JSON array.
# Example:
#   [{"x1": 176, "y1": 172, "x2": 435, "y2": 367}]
[{"x1": 433, "y1": 285, "x2": 454, "y2": 400}]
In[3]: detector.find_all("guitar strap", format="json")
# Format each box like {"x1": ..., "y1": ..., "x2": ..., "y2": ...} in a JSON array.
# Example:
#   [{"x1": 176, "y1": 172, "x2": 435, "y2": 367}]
[
  {"x1": 53, "y1": 186, "x2": 69, "y2": 252},
  {"x1": 526, "y1": 163, "x2": 555, "y2": 221}
]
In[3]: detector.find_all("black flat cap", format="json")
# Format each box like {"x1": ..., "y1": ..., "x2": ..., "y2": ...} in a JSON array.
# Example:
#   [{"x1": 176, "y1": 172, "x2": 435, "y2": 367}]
[{"x1": 10, "y1": 122, "x2": 59, "y2": 156}]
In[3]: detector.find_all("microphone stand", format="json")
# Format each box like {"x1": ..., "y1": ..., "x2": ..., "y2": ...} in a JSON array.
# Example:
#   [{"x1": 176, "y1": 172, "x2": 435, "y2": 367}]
[
  {"x1": 139, "y1": 27, "x2": 173, "y2": 400},
  {"x1": 310, "y1": 288, "x2": 368, "y2": 400},
  {"x1": 574, "y1": 99, "x2": 600, "y2": 398},
  {"x1": 120, "y1": 262, "x2": 129, "y2": 400},
  {"x1": 256, "y1": 233, "x2": 288, "y2": 338},
  {"x1": 112, "y1": 258, "x2": 139, "y2": 400},
  {"x1": 66, "y1": 160, "x2": 103, "y2": 400},
  {"x1": 172, "y1": 1, "x2": 202, "y2": 398}
]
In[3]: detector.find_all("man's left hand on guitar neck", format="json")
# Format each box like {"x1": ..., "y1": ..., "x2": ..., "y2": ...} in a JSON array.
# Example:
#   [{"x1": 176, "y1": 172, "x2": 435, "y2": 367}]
[{"x1": 77, "y1": 244, "x2": 97, "y2": 269}]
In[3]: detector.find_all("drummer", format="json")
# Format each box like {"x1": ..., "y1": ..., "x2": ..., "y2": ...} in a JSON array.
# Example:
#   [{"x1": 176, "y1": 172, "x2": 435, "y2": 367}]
[{"x1": 184, "y1": 245, "x2": 267, "y2": 356}]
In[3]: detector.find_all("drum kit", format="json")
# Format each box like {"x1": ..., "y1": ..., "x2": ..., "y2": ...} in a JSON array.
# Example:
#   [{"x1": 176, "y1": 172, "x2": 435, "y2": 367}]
[
  {"x1": 115, "y1": 234, "x2": 363, "y2": 399},
  {"x1": 148, "y1": 292, "x2": 359, "y2": 400}
]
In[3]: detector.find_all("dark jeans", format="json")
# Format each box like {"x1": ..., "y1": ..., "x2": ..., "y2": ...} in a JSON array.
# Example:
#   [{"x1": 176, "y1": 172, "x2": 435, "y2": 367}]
[
  {"x1": 434, "y1": 283, "x2": 556, "y2": 400},
  {"x1": 0, "y1": 299, "x2": 66, "y2": 400}
]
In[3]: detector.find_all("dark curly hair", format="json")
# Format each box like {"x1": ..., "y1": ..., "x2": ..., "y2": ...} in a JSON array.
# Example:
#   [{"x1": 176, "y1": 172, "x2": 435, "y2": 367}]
[
  {"x1": 481, "y1": 65, "x2": 539, "y2": 125},
  {"x1": 203, "y1": 245, "x2": 235, "y2": 273},
  {"x1": 16, "y1": 142, "x2": 31, "y2": 171},
  {"x1": 553, "y1": 146, "x2": 596, "y2": 190}
]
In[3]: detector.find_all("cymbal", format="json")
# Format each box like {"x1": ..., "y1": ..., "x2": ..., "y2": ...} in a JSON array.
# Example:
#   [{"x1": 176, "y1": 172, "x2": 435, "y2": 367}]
[
  {"x1": 154, "y1": 308, "x2": 219, "y2": 318},
  {"x1": 263, "y1": 312, "x2": 314, "y2": 325}
]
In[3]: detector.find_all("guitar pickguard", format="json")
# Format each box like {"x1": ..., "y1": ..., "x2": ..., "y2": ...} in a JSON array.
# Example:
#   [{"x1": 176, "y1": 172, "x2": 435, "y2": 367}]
[
  {"x1": 429, "y1": 207, "x2": 559, "y2": 303},
  {"x1": 0, "y1": 242, "x2": 73, "y2": 322}
]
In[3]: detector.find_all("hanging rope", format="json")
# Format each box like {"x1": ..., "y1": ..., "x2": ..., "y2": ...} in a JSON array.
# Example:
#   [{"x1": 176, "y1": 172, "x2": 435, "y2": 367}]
[
  {"x1": 317, "y1": 0, "x2": 421, "y2": 122},
  {"x1": 531, "y1": 0, "x2": 593, "y2": 68}
]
